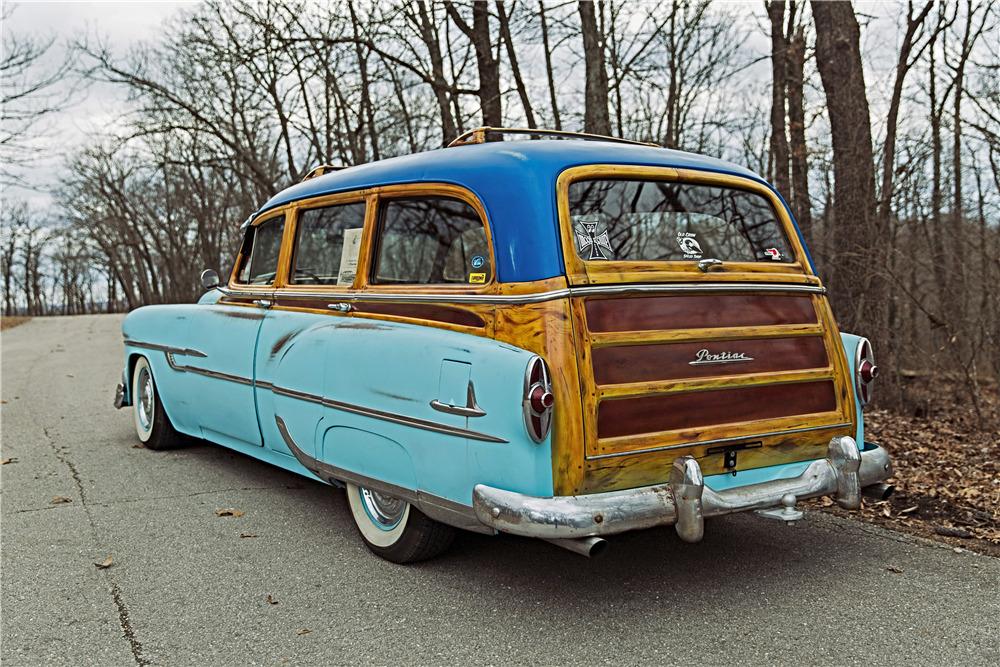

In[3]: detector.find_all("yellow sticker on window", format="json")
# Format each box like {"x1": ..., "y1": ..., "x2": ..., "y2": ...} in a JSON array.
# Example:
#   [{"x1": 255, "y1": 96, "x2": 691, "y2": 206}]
[{"x1": 469, "y1": 272, "x2": 486, "y2": 284}]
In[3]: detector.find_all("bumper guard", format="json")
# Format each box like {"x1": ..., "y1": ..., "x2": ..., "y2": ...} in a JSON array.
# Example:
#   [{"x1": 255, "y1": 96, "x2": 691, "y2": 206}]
[{"x1": 472, "y1": 437, "x2": 892, "y2": 543}]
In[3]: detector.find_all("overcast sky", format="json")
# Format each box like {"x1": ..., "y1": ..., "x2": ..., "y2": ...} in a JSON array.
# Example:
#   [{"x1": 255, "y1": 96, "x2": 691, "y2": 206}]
[
  {"x1": 2, "y1": 0, "x2": 911, "y2": 211},
  {"x1": 4, "y1": 1, "x2": 197, "y2": 207}
]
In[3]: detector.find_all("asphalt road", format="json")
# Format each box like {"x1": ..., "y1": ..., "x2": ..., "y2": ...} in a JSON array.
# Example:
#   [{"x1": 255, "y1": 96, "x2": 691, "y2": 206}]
[{"x1": 1, "y1": 314, "x2": 998, "y2": 666}]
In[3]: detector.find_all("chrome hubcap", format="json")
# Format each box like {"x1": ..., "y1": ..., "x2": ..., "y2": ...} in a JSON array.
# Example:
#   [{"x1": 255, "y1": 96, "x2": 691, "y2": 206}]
[
  {"x1": 359, "y1": 487, "x2": 405, "y2": 528},
  {"x1": 137, "y1": 368, "x2": 154, "y2": 432}
]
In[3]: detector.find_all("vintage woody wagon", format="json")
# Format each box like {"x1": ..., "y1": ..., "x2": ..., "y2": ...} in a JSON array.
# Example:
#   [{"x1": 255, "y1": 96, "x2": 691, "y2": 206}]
[{"x1": 115, "y1": 128, "x2": 892, "y2": 562}]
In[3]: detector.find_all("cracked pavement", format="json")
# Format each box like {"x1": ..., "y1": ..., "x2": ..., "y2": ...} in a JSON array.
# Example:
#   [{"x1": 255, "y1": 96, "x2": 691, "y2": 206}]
[{"x1": 2, "y1": 314, "x2": 999, "y2": 666}]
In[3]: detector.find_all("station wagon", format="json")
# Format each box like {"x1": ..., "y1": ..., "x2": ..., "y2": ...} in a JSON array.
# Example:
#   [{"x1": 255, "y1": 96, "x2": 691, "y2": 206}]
[{"x1": 115, "y1": 127, "x2": 892, "y2": 562}]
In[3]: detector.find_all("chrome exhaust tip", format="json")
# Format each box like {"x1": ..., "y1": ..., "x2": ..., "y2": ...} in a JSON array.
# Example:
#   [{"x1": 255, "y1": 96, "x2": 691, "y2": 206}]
[
  {"x1": 544, "y1": 536, "x2": 608, "y2": 558},
  {"x1": 862, "y1": 482, "x2": 895, "y2": 501}
]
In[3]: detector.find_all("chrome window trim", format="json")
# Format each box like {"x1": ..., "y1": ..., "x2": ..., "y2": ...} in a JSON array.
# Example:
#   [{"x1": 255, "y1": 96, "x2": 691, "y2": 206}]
[
  {"x1": 585, "y1": 421, "x2": 853, "y2": 461},
  {"x1": 221, "y1": 281, "x2": 825, "y2": 306}
]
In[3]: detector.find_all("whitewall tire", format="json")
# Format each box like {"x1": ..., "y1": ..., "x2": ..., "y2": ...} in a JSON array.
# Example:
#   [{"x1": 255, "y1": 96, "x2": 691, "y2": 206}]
[
  {"x1": 131, "y1": 356, "x2": 183, "y2": 450},
  {"x1": 345, "y1": 483, "x2": 455, "y2": 563}
]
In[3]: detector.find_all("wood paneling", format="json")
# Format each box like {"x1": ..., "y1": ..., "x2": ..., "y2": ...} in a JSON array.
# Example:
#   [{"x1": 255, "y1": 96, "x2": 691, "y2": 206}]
[
  {"x1": 351, "y1": 302, "x2": 485, "y2": 328},
  {"x1": 596, "y1": 380, "x2": 838, "y2": 439},
  {"x1": 593, "y1": 335, "x2": 829, "y2": 384},
  {"x1": 585, "y1": 293, "x2": 818, "y2": 332}
]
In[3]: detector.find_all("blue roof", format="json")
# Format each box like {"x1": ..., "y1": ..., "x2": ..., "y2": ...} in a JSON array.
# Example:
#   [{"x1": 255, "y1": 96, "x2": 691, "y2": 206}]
[{"x1": 257, "y1": 141, "x2": 789, "y2": 283}]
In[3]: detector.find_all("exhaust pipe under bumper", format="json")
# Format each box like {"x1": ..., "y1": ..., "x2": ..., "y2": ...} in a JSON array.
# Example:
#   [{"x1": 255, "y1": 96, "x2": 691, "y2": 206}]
[
  {"x1": 862, "y1": 482, "x2": 895, "y2": 501},
  {"x1": 543, "y1": 536, "x2": 608, "y2": 558}
]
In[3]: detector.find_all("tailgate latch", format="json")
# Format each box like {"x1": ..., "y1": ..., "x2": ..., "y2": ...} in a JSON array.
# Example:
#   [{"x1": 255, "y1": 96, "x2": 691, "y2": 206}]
[{"x1": 707, "y1": 441, "x2": 762, "y2": 476}]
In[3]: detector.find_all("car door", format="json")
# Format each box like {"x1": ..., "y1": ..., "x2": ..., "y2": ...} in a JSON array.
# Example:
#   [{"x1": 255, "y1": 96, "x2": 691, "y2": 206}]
[
  {"x1": 255, "y1": 197, "x2": 370, "y2": 460},
  {"x1": 184, "y1": 212, "x2": 286, "y2": 448}
]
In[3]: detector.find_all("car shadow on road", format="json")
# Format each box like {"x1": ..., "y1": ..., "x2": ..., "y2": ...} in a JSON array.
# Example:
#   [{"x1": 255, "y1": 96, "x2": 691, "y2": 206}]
[{"x1": 165, "y1": 436, "x2": 881, "y2": 608}]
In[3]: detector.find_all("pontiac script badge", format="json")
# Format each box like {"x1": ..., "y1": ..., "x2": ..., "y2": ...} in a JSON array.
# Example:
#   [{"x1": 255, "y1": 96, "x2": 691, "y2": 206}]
[{"x1": 689, "y1": 348, "x2": 755, "y2": 366}]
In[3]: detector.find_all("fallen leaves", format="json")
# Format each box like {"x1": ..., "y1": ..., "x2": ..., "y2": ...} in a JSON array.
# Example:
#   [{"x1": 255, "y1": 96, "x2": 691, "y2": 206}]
[
  {"x1": 94, "y1": 556, "x2": 114, "y2": 569},
  {"x1": 266, "y1": 594, "x2": 279, "y2": 605},
  {"x1": 886, "y1": 565, "x2": 904, "y2": 574},
  {"x1": 820, "y1": 379, "x2": 1000, "y2": 556},
  {"x1": 296, "y1": 628, "x2": 311, "y2": 636},
  {"x1": 239, "y1": 533, "x2": 258, "y2": 539},
  {"x1": 1, "y1": 457, "x2": 17, "y2": 465},
  {"x1": 215, "y1": 508, "x2": 244, "y2": 517},
  {"x1": 51, "y1": 495, "x2": 73, "y2": 504}
]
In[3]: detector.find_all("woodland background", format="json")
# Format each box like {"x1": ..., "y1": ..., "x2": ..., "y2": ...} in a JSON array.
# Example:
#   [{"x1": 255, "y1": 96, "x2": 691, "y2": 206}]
[{"x1": 1, "y1": 0, "x2": 998, "y2": 421}]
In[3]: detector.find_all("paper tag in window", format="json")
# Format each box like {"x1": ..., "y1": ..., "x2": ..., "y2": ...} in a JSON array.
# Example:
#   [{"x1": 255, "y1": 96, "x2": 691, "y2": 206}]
[
  {"x1": 469, "y1": 272, "x2": 486, "y2": 284},
  {"x1": 336, "y1": 228, "x2": 363, "y2": 286}
]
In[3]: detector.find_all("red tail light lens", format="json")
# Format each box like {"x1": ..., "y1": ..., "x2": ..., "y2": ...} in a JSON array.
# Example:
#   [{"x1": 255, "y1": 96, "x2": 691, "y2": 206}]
[
  {"x1": 854, "y1": 338, "x2": 877, "y2": 407},
  {"x1": 523, "y1": 356, "x2": 553, "y2": 443}
]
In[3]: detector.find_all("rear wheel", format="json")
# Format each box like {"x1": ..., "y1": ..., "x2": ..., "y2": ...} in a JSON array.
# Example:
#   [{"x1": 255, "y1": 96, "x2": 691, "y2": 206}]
[
  {"x1": 345, "y1": 483, "x2": 455, "y2": 563},
  {"x1": 131, "y1": 356, "x2": 184, "y2": 450}
]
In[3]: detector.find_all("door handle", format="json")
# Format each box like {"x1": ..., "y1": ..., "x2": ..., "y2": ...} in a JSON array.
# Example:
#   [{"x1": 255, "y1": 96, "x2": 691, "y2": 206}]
[
  {"x1": 430, "y1": 381, "x2": 487, "y2": 418},
  {"x1": 697, "y1": 258, "x2": 724, "y2": 272},
  {"x1": 253, "y1": 299, "x2": 273, "y2": 308},
  {"x1": 328, "y1": 302, "x2": 353, "y2": 313}
]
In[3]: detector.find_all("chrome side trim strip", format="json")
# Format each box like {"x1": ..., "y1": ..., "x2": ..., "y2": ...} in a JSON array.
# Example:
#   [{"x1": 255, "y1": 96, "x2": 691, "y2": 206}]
[
  {"x1": 124, "y1": 339, "x2": 208, "y2": 358},
  {"x1": 220, "y1": 281, "x2": 825, "y2": 305},
  {"x1": 163, "y1": 353, "x2": 253, "y2": 385},
  {"x1": 270, "y1": 384, "x2": 508, "y2": 444},
  {"x1": 274, "y1": 416, "x2": 492, "y2": 534},
  {"x1": 585, "y1": 421, "x2": 853, "y2": 461}
]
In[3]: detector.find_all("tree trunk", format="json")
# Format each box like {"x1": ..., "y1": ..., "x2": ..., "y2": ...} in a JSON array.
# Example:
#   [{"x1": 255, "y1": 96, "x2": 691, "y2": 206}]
[
  {"x1": 579, "y1": 1, "x2": 611, "y2": 135},
  {"x1": 811, "y1": 0, "x2": 892, "y2": 400},
  {"x1": 786, "y1": 24, "x2": 811, "y2": 246},
  {"x1": 766, "y1": 1, "x2": 790, "y2": 197},
  {"x1": 446, "y1": 1, "x2": 502, "y2": 127},
  {"x1": 496, "y1": 1, "x2": 537, "y2": 128},
  {"x1": 538, "y1": 1, "x2": 562, "y2": 130}
]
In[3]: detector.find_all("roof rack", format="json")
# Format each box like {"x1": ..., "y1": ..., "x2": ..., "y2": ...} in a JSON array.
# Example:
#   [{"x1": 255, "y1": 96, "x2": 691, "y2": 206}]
[
  {"x1": 447, "y1": 126, "x2": 659, "y2": 149},
  {"x1": 300, "y1": 164, "x2": 347, "y2": 182}
]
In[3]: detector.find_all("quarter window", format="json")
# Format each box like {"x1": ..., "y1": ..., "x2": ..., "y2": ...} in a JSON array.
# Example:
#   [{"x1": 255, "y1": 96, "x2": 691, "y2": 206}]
[
  {"x1": 372, "y1": 196, "x2": 492, "y2": 285},
  {"x1": 291, "y1": 201, "x2": 367, "y2": 286},
  {"x1": 236, "y1": 215, "x2": 285, "y2": 285}
]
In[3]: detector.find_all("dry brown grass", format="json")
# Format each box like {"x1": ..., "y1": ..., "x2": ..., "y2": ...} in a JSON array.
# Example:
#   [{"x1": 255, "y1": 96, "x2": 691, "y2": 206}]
[{"x1": 0, "y1": 316, "x2": 31, "y2": 331}]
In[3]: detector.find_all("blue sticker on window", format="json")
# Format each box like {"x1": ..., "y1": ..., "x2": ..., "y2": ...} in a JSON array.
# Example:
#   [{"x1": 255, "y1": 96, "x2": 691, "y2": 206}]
[{"x1": 471, "y1": 255, "x2": 485, "y2": 269}]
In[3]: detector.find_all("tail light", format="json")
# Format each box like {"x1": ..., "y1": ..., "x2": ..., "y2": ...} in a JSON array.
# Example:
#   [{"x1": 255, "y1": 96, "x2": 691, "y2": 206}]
[
  {"x1": 523, "y1": 356, "x2": 553, "y2": 443},
  {"x1": 854, "y1": 338, "x2": 878, "y2": 407}
]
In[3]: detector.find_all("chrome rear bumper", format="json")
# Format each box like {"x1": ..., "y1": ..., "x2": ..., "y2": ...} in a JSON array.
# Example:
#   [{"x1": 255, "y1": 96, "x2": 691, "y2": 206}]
[{"x1": 472, "y1": 437, "x2": 892, "y2": 542}]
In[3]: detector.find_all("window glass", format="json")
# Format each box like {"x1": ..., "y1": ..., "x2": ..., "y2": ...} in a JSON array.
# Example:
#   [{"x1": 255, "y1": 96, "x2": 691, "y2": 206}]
[
  {"x1": 291, "y1": 202, "x2": 367, "y2": 285},
  {"x1": 567, "y1": 180, "x2": 793, "y2": 263},
  {"x1": 236, "y1": 215, "x2": 285, "y2": 285},
  {"x1": 373, "y1": 196, "x2": 492, "y2": 285}
]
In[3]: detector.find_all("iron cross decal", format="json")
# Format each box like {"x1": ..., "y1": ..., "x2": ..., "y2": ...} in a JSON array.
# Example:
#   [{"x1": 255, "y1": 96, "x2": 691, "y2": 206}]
[{"x1": 574, "y1": 220, "x2": 613, "y2": 260}]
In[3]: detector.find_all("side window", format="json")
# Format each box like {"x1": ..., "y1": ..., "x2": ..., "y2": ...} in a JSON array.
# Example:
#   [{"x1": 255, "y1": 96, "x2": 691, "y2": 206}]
[
  {"x1": 235, "y1": 215, "x2": 285, "y2": 285},
  {"x1": 291, "y1": 201, "x2": 367, "y2": 286},
  {"x1": 372, "y1": 196, "x2": 492, "y2": 285}
]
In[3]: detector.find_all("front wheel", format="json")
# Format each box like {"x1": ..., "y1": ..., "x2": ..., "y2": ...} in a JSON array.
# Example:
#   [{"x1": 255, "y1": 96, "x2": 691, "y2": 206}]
[
  {"x1": 345, "y1": 483, "x2": 455, "y2": 563},
  {"x1": 131, "y1": 356, "x2": 184, "y2": 450}
]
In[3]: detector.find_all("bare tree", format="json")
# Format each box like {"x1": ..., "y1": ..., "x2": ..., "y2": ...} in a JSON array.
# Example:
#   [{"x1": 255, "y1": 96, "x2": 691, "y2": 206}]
[{"x1": 579, "y1": 1, "x2": 611, "y2": 135}]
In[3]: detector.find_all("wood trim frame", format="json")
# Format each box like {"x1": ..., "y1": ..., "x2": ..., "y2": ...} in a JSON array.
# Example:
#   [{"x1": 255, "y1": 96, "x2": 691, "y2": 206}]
[
  {"x1": 241, "y1": 182, "x2": 503, "y2": 336},
  {"x1": 555, "y1": 165, "x2": 819, "y2": 286}
]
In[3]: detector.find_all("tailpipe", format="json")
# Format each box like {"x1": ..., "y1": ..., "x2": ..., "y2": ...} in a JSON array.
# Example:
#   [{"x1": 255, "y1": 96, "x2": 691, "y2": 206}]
[
  {"x1": 862, "y1": 482, "x2": 895, "y2": 501},
  {"x1": 543, "y1": 536, "x2": 608, "y2": 558}
]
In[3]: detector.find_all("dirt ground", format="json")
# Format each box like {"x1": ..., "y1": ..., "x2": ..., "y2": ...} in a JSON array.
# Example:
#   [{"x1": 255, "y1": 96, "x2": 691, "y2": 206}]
[{"x1": 817, "y1": 380, "x2": 1000, "y2": 557}]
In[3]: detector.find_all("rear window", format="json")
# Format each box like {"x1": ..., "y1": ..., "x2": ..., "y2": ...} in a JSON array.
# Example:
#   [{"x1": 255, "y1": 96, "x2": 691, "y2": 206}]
[{"x1": 567, "y1": 179, "x2": 793, "y2": 264}]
